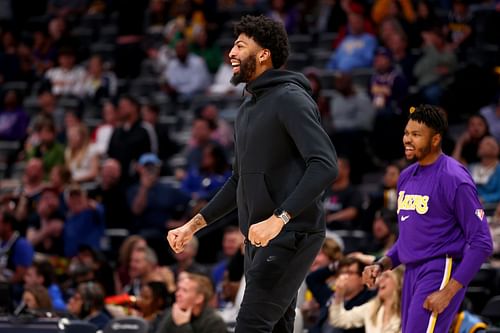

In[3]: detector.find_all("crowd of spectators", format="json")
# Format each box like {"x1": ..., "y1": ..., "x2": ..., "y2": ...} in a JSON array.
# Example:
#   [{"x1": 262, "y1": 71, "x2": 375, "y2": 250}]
[{"x1": 0, "y1": 0, "x2": 500, "y2": 332}]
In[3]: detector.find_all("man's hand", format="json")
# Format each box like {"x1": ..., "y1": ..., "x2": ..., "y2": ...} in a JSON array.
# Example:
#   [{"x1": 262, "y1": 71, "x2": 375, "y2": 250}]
[
  {"x1": 166, "y1": 214, "x2": 207, "y2": 253},
  {"x1": 248, "y1": 215, "x2": 284, "y2": 247},
  {"x1": 362, "y1": 264, "x2": 383, "y2": 288},
  {"x1": 423, "y1": 279, "x2": 463, "y2": 314},
  {"x1": 333, "y1": 274, "x2": 349, "y2": 302},
  {"x1": 171, "y1": 303, "x2": 192, "y2": 326}
]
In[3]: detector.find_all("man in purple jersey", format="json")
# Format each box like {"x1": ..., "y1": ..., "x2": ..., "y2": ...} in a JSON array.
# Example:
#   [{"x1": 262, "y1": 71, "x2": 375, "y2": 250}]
[{"x1": 362, "y1": 105, "x2": 493, "y2": 333}]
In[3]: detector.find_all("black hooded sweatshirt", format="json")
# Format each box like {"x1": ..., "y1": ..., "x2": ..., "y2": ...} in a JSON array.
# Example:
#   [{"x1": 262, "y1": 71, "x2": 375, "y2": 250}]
[{"x1": 200, "y1": 69, "x2": 338, "y2": 237}]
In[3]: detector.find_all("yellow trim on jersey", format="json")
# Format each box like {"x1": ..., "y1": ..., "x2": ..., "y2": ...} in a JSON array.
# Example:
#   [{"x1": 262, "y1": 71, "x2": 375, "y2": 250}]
[
  {"x1": 469, "y1": 322, "x2": 488, "y2": 333},
  {"x1": 453, "y1": 311, "x2": 465, "y2": 333},
  {"x1": 426, "y1": 257, "x2": 453, "y2": 333}
]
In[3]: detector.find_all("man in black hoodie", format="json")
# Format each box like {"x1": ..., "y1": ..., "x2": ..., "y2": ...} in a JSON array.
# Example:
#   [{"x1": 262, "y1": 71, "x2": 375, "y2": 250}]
[{"x1": 167, "y1": 15, "x2": 338, "y2": 333}]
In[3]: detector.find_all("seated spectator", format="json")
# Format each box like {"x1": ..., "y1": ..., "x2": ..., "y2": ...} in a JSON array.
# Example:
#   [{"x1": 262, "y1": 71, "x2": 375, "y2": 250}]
[
  {"x1": 107, "y1": 95, "x2": 153, "y2": 185},
  {"x1": 413, "y1": 26, "x2": 458, "y2": 105},
  {"x1": 22, "y1": 285, "x2": 52, "y2": 311},
  {"x1": 447, "y1": 0, "x2": 472, "y2": 51},
  {"x1": 370, "y1": 47, "x2": 408, "y2": 115},
  {"x1": 330, "y1": 73, "x2": 375, "y2": 133},
  {"x1": 32, "y1": 88, "x2": 65, "y2": 134},
  {"x1": 91, "y1": 100, "x2": 119, "y2": 156},
  {"x1": 353, "y1": 208, "x2": 399, "y2": 260},
  {"x1": 329, "y1": 73, "x2": 375, "y2": 182},
  {"x1": 323, "y1": 158, "x2": 364, "y2": 230},
  {"x1": 69, "y1": 245, "x2": 116, "y2": 296},
  {"x1": 183, "y1": 117, "x2": 222, "y2": 172},
  {"x1": 32, "y1": 28, "x2": 57, "y2": 77},
  {"x1": 0, "y1": 90, "x2": 29, "y2": 141},
  {"x1": 78, "y1": 55, "x2": 117, "y2": 103},
  {"x1": 144, "y1": 0, "x2": 169, "y2": 34},
  {"x1": 181, "y1": 144, "x2": 232, "y2": 203},
  {"x1": 452, "y1": 114, "x2": 490, "y2": 165},
  {"x1": 163, "y1": 38, "x2": 211, "y2": 104},
  {"x1": 128, "y1": 153, "x2": 190, "y2": 233},
  {"x1": 65, "y1": 124, "x2": 100, "y2": 184},
  {"x1": 155, "y1": 272, "x2": 227, "y2": 333},
  {"x1": 48, "y1": 164, "x2": 71, "y2": 212},
  {"x1": 308, "y1": 257, "x2": 377, "y2": 333},
  {"x1": 44, "y1": 47, "x2": 85, "y2": 97},
  {"x1": 26, "y1": 120, "x2": 65, "y2": 178},
  {"x1": 170, "y1": 237, "x2": 211, "y2": 279},
  {"x1": 137, "y1": 281, "x2": 171, "y2": 333},
  {"x1": 190, "y1": 25, "x2": 223, "y2": 74},
  {"x1": 327, "y1": 4, "x2": 377, "y2": 72},
  {"x1": 88, "y1": 158, "x2": 131, "y2": 230},
  {"x1": 67, "y1": 282, "x2": 111, "y2": 330},
  {"x1": 115, "y1": 235, "x2": 147, "y2": 293},
  {"x1": 0, "y1": 211, "x2": 34, "y2": 284},
  {"x1": 266, "y1": 0, "x2": 300, "y2": 34},
  {"x1": 479, "y1": 94, "x2": 500, "y2": 143},
  {"x1": 26, "y1": 187, "x2": 65, "y2": 256},
  {"x1": 63, "y1": 184, "x2": 105, "y2": 258},
  {"x1": 14, "y1": 158, "x2": 45, "y2": 226},
  {"x1": 302, "y1": 236, "x2": 344, "y2": 333},
  {"x1": 141, "y1": 103, "x2": 179, "y2": 174},
  {"x1": 385, "y1": 32, "x2": 418, "y2": 85},
  {"x1": 124, "y1": 246, "x2": 158, "y2": 296},
  {"x1": 329, "y1": 266, "x2": 404, "y2": 333},
  {"x1": 24, "y1": 260, "x2": 66, "y2": 311},
  {"x1": 217, "y1": 249, "x2": 245, "y2": 325},
  {"x1": 304, "y1": 69, "x2": 330, "y2": 125},
  {"x1": 144, "y1": 266, "x2": 176, "y2": 298},
  {"x1": 469, "y1": 136, "x2": 500, "y2": 206},
  {"x1": 372, "y1": 163, "x2": 400, "y2": 210},
  {"x1": 197, "y1": 104, "x2": 234, "y2": 149}
]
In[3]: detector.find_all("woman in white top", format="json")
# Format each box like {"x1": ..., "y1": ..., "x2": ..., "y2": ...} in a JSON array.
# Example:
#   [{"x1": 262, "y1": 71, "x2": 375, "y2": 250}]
[
  {"x1": 329, "y1": 266, "x2": 404, "y2": 333},
  {"x1": 65, "y1": 124, "x2": 99, "y2": 183}
]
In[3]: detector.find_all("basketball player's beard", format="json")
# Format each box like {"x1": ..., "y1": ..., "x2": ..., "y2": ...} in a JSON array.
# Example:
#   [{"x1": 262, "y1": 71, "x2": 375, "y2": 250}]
[{"x1": 231, "y1": 54, "x2": 257, "y2": 86}]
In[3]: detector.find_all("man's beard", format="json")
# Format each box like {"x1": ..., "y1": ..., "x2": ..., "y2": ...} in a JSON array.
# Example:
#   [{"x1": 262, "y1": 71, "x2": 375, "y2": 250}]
[{"x1": 230, "y1": 54, "x2": 257, "y2": 86}]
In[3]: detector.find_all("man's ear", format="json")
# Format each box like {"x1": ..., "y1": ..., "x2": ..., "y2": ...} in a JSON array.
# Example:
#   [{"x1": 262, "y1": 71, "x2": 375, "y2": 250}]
[
  {"x1": 194, "y1": 293, "x2": 204, "y2": 306},
  {"x1": 259, "y1": 48, "x2": 271, "y2": 64},
  {"x1": 432, "y1": 133, "x2": 442, "y2": 148}
]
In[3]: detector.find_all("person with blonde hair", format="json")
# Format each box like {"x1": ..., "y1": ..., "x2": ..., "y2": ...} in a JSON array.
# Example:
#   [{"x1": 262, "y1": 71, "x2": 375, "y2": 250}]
[
  {"x1": 329, "y1": 266, "x2": 404, "y2": 333},
  {"x1": 65, "y1": 123, "x2": 99, "y2": 183}
]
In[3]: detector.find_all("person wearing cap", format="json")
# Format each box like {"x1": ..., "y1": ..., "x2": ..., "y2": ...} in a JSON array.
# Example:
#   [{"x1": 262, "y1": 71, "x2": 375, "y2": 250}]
[
  {"x1": 127, "y1": 153, "x2": 190, "y2": 234},
  {"x1": 327, "y1": 3, "x2": 377, "y2": 72},
  {"x1": 370, "y1": 46, "x2": 409, "y2": 162}
]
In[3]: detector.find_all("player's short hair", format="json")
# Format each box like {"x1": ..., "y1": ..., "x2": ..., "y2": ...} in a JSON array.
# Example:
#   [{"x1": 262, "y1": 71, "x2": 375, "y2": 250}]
[
  {"x1": 233, "y1": 15, "x2": 289, "y2": 69},
  {"x1": 408, "y1": 104, "x2": 448, "y2": 137}
]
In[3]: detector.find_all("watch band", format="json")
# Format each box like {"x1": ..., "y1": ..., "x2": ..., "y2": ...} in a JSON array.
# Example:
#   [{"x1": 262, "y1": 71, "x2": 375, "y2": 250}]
[{"x1": 274, "y1": 208, "x2": 291, "y2": 225}]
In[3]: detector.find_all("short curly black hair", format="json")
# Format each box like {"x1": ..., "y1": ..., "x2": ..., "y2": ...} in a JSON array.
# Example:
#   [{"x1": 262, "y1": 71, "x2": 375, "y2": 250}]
[
  {"x1": 408, "y1": 104, "x2": 448, "y2": 137},
  {"x1": 233, "y1": 15, "x2": 289, "y2": 69}
]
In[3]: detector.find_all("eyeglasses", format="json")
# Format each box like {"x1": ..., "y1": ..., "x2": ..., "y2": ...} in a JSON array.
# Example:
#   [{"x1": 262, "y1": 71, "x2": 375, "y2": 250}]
[{"x1": 338, "y1": 269, "x2": 361, "y2": 276}]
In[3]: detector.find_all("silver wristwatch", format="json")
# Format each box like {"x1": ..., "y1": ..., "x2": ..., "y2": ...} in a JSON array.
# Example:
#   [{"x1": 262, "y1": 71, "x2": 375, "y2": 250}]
[{"x1": 274, "y1": 208, "x2": 291, "y2": 225}]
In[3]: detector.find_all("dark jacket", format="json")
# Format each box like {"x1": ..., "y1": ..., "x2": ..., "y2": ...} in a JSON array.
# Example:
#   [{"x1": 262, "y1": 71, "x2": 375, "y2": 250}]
[
  {"x1": 155, "y1": 306, "x2": 227, "y2": 333},
  {"x1": 201, "y1": 69, "x2": 338, "y2": 236}
]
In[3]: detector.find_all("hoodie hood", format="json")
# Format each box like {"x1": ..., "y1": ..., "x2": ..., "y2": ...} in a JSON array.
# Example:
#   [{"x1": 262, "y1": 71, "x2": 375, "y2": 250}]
[{"x1": 246, "y1": 69, "x2": 313, "y2": 98}]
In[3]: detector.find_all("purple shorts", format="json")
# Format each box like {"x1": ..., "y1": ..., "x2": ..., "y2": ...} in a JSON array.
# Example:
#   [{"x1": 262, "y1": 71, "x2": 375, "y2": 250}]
[{"x1": 401, "y1": 257, "x2": 466, "y2": 333}]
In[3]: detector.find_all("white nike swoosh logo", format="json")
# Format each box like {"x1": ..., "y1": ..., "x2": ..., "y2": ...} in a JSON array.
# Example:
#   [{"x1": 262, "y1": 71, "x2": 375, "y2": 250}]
[{"x1": 401, "y1": 215, "x2": 410, "y2": 221}]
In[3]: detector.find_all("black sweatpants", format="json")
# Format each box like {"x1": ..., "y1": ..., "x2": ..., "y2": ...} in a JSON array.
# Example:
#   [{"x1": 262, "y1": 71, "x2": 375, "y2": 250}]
[{"x1": 235, "y1": 230, "x2": 325, "y2": 333}]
